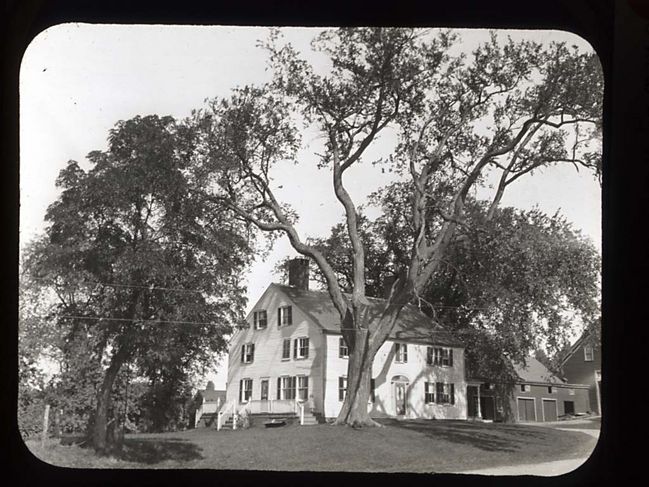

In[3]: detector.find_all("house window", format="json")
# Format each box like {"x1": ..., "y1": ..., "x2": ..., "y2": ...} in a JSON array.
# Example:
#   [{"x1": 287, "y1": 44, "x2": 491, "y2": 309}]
[
  {"x1": 370, "y1": 378, "x2": 376, "y2": 403},
  {"x1": 338, "y1": 376, "x2": 347, "y2": 401},
  {"x1": 297, "y1": 376, "x2": 309, "y2": 401},
  {"x1": 584, "y1": 345, "x2": 594, "y2": 362},
  {"x1": 241, "y1": 343, "x2": 255, "y2": 364},
  {"x1": 394, "y1": 343, "x2": 408, "y2": 363},
  {"x1": 253, "y1": 310, "x2": 267, "y2": 329},
  {"x1": 239, "y1": 378, "x2": 253, "y2": 402},
  {"x1": 435, "y1": 382, "x2": 455, "y2": 404},
  {"x1": 281, "y1": 339, "x2": 291, "y2": 360},
  {"x1": 427, "y1": 347, "x2": 454, "y2": 367},
  {"x1": 424, "y1": 382, "x2": 435, "y2": 404},
  {"x1": 278, "y1": 376, "x2": 296, "y2": 400},
  {"x1": 521, "y1": 384, "x2": 529, "y2": 392},
  {"x1": 294, "y1": 337, "x2": 309, "y2": 359},
  {"x1": 278, "y1": 306, "x2": 293, "y2": 327},
  {"x1": 339, "y1": 337, "x2": 349, "y2": 358}
]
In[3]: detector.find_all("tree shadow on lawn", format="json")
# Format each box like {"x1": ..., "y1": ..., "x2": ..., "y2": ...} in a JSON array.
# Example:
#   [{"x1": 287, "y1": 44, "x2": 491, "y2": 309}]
[
  {"x1": 119, "y1": 438, "x2": 203, "y2": 464},
  {"x1": 378, "y1": 419, "x2": 556, "y2": 453}
]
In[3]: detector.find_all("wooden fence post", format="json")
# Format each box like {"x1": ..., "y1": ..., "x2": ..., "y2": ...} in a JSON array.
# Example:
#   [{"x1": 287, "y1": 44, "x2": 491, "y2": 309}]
[{"x1": 41, "y1": 404, "x2": 50, "y2": 448}]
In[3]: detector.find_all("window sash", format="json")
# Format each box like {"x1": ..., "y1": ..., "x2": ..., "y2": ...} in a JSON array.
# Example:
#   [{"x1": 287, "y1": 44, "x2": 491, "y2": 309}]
[
  {"x1": 240, "y1": 378, "x2": 253, "y2": 402},
  {"x1": 395, "y1": 343, "x2": 408, "y2": 363},
  {"x1": 254, "y1": 310, "x2": 267, "y2": 329},
  {"x1": 242, "y1": 343, "x2": 254, "y2": 363},
  {"x1": 297, "y1": 337, "x2": 309, "y2": 358},
  {"x1": 339, "y1": 337, "x2": 349, "y2": 358},
  {"x1": 435, "y1": 382, "x2": 454, "y2": 404},
  {"x1": 428, "y1": 347, "x2": 453, "y2": 366},
  {"x1": 338, "y1": 376, "x2": 347, "y2": 402},
  {"x1": 280, "y1": 376, "x2": 296, "y2": 400},
  {"x1": 584, "y1": 346, "x2": 594, "y2": 361},
  {"x1": 278, "y1": 306, "x2": 293, "y2": 327},
  {"x1": 424, "y1": 382, "x2": 435, "y2": 404},
  {"x1": 297, "y1": 376, "x2": 309, "y2": 401},
  {"x1": 282, "y1": 339, "x2": 291, "y2": 360}
]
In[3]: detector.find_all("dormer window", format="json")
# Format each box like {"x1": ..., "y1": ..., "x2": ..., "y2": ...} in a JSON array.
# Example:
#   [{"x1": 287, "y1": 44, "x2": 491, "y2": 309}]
[
  {"x1": 241, "y1": 343, "x2": 255, "y2": 364},
  {"x1": 584, "y1": 345, "x2": 594, "y2": 362},
  {"x1": 278, "y1": 306, "x2": 293, "y2": 327},
  {"x1": 253, "y1": 310, "x2": 267, "y2": 329}
]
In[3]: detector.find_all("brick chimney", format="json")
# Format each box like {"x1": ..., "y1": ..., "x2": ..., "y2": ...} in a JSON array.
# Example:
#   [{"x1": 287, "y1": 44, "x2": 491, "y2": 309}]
[{"x1": 288, "y1": 258, "x2": 310, "y2": 290}]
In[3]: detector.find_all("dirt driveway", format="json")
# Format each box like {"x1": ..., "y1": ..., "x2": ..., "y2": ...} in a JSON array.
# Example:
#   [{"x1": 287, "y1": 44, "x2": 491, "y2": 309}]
[{"x1": 461, "y1": 417, "x2": 601, "y2": 476}]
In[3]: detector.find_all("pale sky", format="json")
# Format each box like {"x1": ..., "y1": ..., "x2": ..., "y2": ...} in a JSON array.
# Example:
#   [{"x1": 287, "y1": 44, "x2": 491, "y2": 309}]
[{"x1": 20, "y1": 24, "x2": 601, "y2": 389}]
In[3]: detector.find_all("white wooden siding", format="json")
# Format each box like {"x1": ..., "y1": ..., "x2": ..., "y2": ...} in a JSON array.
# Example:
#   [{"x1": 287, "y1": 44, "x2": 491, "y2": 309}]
[
  {"x1": 226, "y1": 286, "x2": 326, "y2": 411},
  {"x1": 323, "y1": 334, "x2": 467, "y2": 420}
]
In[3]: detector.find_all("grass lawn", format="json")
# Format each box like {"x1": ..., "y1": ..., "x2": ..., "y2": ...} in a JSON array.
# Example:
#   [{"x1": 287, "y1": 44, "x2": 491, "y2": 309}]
[
  {"x1": 25, "y1": 419, "x2": 598, "y2": 472},
  {"x1": 549, "y1": 417, "x2": 601, "y2": 430}
]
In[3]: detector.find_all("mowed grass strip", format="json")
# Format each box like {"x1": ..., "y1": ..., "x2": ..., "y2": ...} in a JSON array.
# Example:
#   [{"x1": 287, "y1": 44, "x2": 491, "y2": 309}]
[{"x1": 25, "y1": 419, "x2": 598, "y2": 472}]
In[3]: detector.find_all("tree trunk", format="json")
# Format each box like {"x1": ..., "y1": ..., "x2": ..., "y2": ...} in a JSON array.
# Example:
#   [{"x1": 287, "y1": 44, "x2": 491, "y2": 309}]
[
  {"x1": 91, "y1": 346, "x2": 128, "y2": 454},
  {"x1": 335, "y1": 346, "x2": 379, "y2": 427}
]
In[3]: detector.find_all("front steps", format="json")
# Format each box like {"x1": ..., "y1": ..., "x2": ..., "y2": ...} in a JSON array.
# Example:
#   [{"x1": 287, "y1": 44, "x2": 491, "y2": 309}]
[{"x1": 219, "y1": 411, "x2": 320, "y2": 429}]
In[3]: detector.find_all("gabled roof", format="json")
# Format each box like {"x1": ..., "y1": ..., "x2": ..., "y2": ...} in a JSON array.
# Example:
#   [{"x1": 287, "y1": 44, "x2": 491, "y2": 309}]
[
  {"x1": 560, "y1": 331, "x2": 596, "y2": 366},
  {"x1": 513, "y1": 356, "x2": 564, "y2": 384},
  {"x1": 196, "y1": 388, "x2": 226, "y2": 403},
  {"x1": 273, "y1": 283, "x2": 463, "y2": 347}
]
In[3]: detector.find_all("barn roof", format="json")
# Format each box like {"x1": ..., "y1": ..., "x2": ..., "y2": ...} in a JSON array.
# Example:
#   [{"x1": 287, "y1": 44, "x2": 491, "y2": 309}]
[
  {"x1": 273, "y1": 283, "x2": 463, "y2": 348},
  {"x1": 513, "y1": 356, "x2": 564, "y2": 384}
]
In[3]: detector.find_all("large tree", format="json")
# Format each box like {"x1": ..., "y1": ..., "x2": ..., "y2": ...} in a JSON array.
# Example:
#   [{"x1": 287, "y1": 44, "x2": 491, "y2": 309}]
[
  {"x1": 298, "y1": 193, "x2": 600, "y2": 418},
  {"x1": 192, "y1": 28, "x2": 602, "y2": 426},
  {"x1": 23, "y1": 115, "x2": 252, "y2": 452}
]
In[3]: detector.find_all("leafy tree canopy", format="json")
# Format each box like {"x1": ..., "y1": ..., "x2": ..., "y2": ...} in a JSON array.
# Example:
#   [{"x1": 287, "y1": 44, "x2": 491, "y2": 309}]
[
  {"x1": 189, "y1": 27, "x2": 602, "y2": 426},
  {"x1": 22, "y1": 114, "x2": 253, "y2": 450}
]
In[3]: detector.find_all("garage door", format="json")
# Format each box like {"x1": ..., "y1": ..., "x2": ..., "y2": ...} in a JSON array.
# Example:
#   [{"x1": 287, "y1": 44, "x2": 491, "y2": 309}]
[
  {"x1": 542, "y1": 400, "x2": 558, "y2": 422},
  {"x1": 518, "y1": 398, "x2": 536, "y2": 422}
]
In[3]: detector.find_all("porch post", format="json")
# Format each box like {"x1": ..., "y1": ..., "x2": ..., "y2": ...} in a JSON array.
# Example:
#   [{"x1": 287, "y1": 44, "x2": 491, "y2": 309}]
[{"x1": 476, "y1": 385, "x2": 482, "y2": 419}]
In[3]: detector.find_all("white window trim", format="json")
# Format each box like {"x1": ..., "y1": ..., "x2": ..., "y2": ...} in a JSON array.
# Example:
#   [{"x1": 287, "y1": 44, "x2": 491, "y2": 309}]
[
  {"x1": 281, "y1": 338, "x2": 291, "y2": 361},
  {"x1": 295, "y1": 336, "x2": 309, "y2": 359},
  {"x1": 254, "y1": 310, "x2": 268, "y2": 330},
  {"x1": 338, "y1": 376, "x2": 347, "y2": 402},
  {"x1": 278, "y1": 305, "x2": 293, "y2": 327},
  {"x1": 583, "y1": 345, "x2": 594, "y2": 362},
  {"x1": 242, "y1": 343, "x2": 254, "y2": 364},
  {"x1": 339, "y1": 337, "x2": 349, "y2": 359},
  {"x1": 394, "y1": 342, "x2": 408, "y2": 363},
  {"x1": 297, "y1": 375, "x2": 309, "y2": 401},
  {"x1": 241, "y1": 378, "x2": 253, "y2": 402},
  {"x1": 424, "y1": 381, "x2": 435, "y2": 405},
  {"x1": 279, "y1": 375, "x2": 296, "y2": 400}
]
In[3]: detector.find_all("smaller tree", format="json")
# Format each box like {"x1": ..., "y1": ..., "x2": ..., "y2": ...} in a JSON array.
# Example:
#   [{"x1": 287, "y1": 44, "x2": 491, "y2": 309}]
[{"x1": 22, "y1": 115, "x2": 252, "y2": 452}]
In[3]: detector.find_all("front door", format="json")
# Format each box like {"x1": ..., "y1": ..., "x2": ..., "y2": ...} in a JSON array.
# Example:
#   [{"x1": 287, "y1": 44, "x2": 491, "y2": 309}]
[
  {"x1": 261, "y1": 379, "x2": 269, "y2": 400},
  {"x1": 395, "y1": 382, "x2": 407, "y2": 416}
]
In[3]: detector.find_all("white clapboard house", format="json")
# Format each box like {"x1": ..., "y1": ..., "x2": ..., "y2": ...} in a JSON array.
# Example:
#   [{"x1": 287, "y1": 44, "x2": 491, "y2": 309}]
[{"x1": 220, "y1": 259, "x2": 467, "y2": 426}]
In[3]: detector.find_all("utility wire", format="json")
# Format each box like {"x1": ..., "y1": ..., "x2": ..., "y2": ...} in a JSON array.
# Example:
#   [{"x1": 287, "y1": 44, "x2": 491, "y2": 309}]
[
  {"x1": 58, "y1": 315, "x2": 222, "y2": 326},
  {"x1": 32, "y1": 277, "x2": 206, "y2": 294}
]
